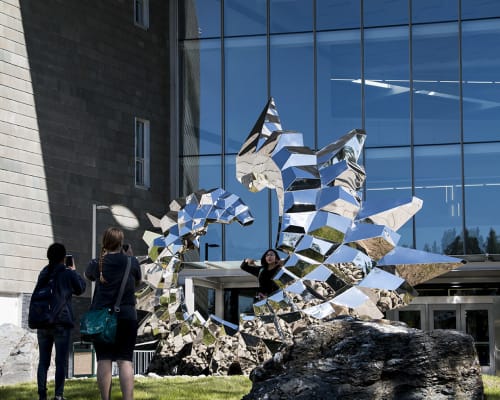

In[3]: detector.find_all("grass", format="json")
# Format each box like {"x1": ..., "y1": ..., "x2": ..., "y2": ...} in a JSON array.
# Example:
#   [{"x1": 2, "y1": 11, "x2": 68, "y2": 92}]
[
  {"x1": 484, "y1": 374, "x2": 500, "y2": 399},
  {"x1": 0, "y1": 375, "x2": 252, "y2": 400},
  {"x1": 1, "y1": 374, "x2": 498, "y2": 399}
]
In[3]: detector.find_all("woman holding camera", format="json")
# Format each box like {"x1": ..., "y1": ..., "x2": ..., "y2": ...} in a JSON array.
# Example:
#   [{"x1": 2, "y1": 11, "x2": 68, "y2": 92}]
[
  {"x1": 33, "y1": 243, "x2": 86, "y2": 400},
  {"x1": 85, "y1": 227, "x2": 141, "y2": 400}
]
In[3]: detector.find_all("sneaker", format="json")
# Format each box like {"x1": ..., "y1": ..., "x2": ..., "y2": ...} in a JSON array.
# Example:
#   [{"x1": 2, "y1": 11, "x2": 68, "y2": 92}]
[{"x1": 53, "y1": 396, "x2": 66, "y2": 400}]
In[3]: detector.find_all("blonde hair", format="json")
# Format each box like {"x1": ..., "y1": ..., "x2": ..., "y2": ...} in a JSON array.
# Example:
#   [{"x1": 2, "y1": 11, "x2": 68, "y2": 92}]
[{"x1": 98, "y1": 227, "x2": 124, "y2": 283}]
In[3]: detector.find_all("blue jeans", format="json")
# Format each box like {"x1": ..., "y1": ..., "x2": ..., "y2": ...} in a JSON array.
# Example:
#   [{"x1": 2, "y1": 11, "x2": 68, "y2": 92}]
[{"x1": 37, "y1": 326, "x2": 71, "y2": 399}]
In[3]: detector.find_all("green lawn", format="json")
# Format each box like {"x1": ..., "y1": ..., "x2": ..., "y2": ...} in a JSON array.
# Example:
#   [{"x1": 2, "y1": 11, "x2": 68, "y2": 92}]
[
  {"x1": 1, "y1": 374, "x2": 498, "y2": 400},
  {"x1": 484, "y1": 374, "x2": 500, "y2": 400},
  {"x1": 0, "y1": 376, "x2": 252, "y2": 400}
]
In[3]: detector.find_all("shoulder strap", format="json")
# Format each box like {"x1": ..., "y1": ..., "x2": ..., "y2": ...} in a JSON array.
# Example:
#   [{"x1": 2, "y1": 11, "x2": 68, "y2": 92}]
[{"x1": 113, "y1": 256, "x2": 132, "y2": 313}]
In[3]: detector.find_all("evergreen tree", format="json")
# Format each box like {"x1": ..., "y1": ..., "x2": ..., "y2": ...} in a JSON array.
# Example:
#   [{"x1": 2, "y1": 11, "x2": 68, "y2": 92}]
[
  {"x1": 441, "y1": 228, "x2": 457, "y2": 253},
  {"x1": 445, "y1": 235, "x2": 463, "y2": 255},
  {"x1": 486, "y1": 228, "x2": 499, "y2": 254}
]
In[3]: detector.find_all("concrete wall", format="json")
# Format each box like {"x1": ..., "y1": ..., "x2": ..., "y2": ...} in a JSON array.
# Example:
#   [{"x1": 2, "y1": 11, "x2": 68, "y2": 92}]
[{"x1": 0, "y1": 0, "x2": 171, "y2": 323}]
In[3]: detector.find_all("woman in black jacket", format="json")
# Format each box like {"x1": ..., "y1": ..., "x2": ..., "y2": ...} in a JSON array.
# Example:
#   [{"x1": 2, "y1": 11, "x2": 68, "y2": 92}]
[
  {"x1": 35, "y1": 243, "x2": 86, "y2": 400},
  {"x1": 85, "y1": 227, "x2": 141, "y2": 400},
  {"x1": 240, "y1": 248, "x2": 283, "y2": 299}
]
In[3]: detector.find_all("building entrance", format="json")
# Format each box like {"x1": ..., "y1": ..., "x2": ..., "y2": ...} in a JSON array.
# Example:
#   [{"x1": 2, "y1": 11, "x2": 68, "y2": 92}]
[{"x1": 388, "y1": 298, "x2": 497, "y2": 375}]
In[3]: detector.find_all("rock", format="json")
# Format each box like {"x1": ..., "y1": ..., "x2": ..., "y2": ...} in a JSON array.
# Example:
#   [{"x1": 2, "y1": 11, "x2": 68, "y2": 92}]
[
  {"x1": 0, "y1": 323, "x2": 42, "y2": 385},
  {"x1": 242, "y1": 319, "x2": 484, "y2": 400}
]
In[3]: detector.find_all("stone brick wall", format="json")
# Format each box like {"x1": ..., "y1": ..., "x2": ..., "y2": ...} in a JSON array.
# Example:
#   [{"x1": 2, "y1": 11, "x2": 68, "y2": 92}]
[{"x1": 0, "y1": 0, "x2": 171, "y2": 322}]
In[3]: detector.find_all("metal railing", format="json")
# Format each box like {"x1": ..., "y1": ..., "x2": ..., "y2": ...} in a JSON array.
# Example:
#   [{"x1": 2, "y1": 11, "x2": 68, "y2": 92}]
[
  {"x1": 69, "y1": 346, "x2": 155, "y2": 377},
  {"x1": 133, "y1": 350, "x2": 155, "y2": 375}
]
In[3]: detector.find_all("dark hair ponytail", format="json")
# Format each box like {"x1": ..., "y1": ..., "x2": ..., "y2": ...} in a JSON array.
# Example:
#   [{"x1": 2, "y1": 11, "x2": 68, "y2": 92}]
[{"x1": 47, "y1": 243, "x2": 66, "y2": 266}]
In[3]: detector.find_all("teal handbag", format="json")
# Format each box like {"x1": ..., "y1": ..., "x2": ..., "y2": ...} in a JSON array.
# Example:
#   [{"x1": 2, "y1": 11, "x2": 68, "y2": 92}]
[
  {"x1": 80, "y1": 308, "x2": 117, "y2": 344},
  {"x1": 80, "y1": 257, "x2": 131, "y2": 344}
]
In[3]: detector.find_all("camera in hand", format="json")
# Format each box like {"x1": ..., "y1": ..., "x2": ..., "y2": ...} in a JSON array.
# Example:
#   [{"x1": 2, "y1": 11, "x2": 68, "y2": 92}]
[{"x1": 65, "y1": 254, "x2": 73, "y2": 267}]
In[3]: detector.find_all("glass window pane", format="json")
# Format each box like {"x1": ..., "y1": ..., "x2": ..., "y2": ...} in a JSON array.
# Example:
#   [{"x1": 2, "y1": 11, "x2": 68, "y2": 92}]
[
  {"x1": 466, "y1": 309, "x2": 489, "y2": 342},
  {"x1": 462, "y1": 20, "x2": 500, "y2": 143},
  {"x1": 194, "y1": 287, "x2": 215, "y2": 319},
  {"x1": 413, "y1": 23, "x2": 460, "y2": 145},
  {"x1": 224, "y1": 288, "x2": 257, "y2": 323},
  {"x1": 270, "y1": 33, "x2": 314, "y2": 148},
  {"x1": 225, "y1": 155, "x2": 270, "y2": 260},
  {"x1": 363, "y1": 0, "x2": 408, "y2": 27},
  {"x1": 433, "y1": 309, "x2": 456, "y2": 329},
  {"x1": 180, "y1": 155, "x2": 222, "y2": 196},
  {"x1": 239, "y1": 291, "x2": 256, "y2": 314},
  {"x1": 201, "y1": 225, "x2": 223, "y2": 261},
  {"x1": 414, "y1": 145, "x2": 462, "y2": 254},
  {"x1": 135, "y1": 122, "x2": 144, "y2": 157},
  {"x1": 364, "y1": 147, "x2": 413, "y2": 248},
  {"x1": 270, "y1": 0, "x2": 313, "y2": 34},
  {"x1": 271, "y1": 194, "x2": 280, "y2": 249},
  {"x1": 316, "y1": 0, "x2": 360, "y2": 30},
  {"x1": 180, "y1": 156, "x2": 223, "y2": 261},
  {"x1": 179, "y1": 0, "x2": 221, "y2": 40},
  {"x1": 224, "y1": 0, "x2": 266, "y2": 37},
  {"x1": 224, "y1": 36, "x2": 267, "y2": 153},
  {"x1": 465, "y1": 308, "x2": 490, "y2": 365},
  {"x1": 412, "y1": 0, "x2": 458, "y2": 24},
  {"x1": 464, "y1": 143, "x2": 500, "y2": 255},
  {"x1": 135, "y1": 161, "x2": 144, "y2": 186},
  {"x1": 462, "y1": 0, "x2": 500, "y2": 20},
  {"x1": 364, "y1": 27, "x2": 410, "y2": 147},
  {"x1": 399, "y1": 310, "x2": 421, "y2": 329},
  {"x1": 181, "y1": 39, "x2": 222, "y2": 156},
  {"x1": 475, "y1": 344, "x2": 491, "y2": 366},
  {"x1": 317, "y1": 30, "x2": 362, "y2": 148}
]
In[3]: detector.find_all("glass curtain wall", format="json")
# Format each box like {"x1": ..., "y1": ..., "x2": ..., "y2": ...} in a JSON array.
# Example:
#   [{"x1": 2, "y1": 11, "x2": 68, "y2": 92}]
[{"x1": 178, "y1": 0, "x2": 500, "y2": 260}]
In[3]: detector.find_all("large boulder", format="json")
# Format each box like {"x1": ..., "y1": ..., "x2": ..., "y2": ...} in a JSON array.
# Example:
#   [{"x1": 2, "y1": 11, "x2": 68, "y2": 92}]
[
  {"x1": 243, "y1": 319, "x2": 484, "y2": 400},
  {"x1": 0, "y1": 323, "x2": 40, "y2": 385}
]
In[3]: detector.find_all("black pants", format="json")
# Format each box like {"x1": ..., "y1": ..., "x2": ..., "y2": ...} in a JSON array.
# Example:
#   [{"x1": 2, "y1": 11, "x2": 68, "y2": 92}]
[{"x1": 37, "y1": 326, "x2": 71, "y2": 399}]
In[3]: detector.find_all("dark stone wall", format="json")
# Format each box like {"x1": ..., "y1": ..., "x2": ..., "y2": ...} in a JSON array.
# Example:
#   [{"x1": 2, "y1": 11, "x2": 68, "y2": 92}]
[{"x1": 16, "y1": 0, "x2": 171, "y2": 302}]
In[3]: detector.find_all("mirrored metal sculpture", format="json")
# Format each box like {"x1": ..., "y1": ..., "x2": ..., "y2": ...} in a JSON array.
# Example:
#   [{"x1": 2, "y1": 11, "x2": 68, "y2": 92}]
[
  {"x1": 236, "y1": 98, "x2": 464, "y2": 324},
  {"x1": 138, "y1": 188, "x2": 254, "y2": 341},
  {"x1": 139, "y1": 99, "x2": 464, "y2": 375}
]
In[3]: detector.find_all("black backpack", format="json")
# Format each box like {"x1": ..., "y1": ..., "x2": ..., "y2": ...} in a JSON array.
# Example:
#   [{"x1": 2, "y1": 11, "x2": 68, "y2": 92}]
[{"x1": 28, "y1": 269, "x2": 64, "y2": 329}]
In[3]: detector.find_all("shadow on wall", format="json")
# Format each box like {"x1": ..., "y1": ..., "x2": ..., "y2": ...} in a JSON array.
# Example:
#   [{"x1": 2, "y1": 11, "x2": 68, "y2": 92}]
[{"x1": 18, "y1": 0, "x2": 171, "y2": 299}]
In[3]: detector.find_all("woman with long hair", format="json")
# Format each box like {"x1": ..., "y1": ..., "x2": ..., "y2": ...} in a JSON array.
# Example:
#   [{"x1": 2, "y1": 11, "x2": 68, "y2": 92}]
[
  {"x1": 85, "y1": 227, "x2": 141, "y2": 400},
  {"x1": 240, "y1": 248, "x2": 283, "y2": 299}
]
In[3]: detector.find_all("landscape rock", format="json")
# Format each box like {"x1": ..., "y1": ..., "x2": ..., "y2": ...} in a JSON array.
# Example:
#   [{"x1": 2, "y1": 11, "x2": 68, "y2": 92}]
[
  {"x1": 242, "y1": 319, "x2": 484, "y2": 400},
  {"x1": 0, "y1": 323, "x2": 42, "y2": 385}
]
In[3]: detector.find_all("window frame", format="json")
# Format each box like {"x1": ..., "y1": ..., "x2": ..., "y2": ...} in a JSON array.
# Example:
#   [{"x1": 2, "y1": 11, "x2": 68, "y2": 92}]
[
  {"x1": 134, "y1": 0, "x2": 150, "y2": 30},
  {"x1": 135, "y1": 117, "x2": 151, "y2": 189}
]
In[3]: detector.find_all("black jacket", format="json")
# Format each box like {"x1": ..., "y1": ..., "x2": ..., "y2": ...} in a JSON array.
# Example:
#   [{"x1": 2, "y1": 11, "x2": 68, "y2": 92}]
[
  {"x1": 240, "y1": 260, "x2": 280, "y2": 296},
  {"x1": 86, "y1": 253, "x2": 141, "y2": 320},
  {"x1": 34, "y1": 263, "x2": 86, "y2": 328}
]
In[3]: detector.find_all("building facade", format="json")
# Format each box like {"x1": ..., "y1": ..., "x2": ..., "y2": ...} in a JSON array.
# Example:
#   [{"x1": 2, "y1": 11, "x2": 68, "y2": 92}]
[
  {"x1": 0, "y1": 0, "x2": 173, "y2": 327},
  {"x1": 174, "y1": 0, "x2": 500, "y2": 375}
]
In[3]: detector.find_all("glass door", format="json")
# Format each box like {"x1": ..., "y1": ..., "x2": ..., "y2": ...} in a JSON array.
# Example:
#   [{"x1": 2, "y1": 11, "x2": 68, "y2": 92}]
[
  {"x1": 429, "y1": 303, "x2": 493, "y2": 374},
  {"x1": 461, "y1": 305, "x2": 493, "y2": 371}
]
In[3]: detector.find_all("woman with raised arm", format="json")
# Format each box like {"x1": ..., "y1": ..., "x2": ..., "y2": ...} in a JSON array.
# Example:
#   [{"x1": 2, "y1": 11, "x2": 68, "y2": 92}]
[{"x1": 240, "y1": 248, "x2": 283, "y2": 299}]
